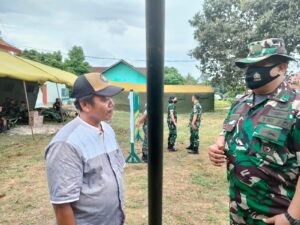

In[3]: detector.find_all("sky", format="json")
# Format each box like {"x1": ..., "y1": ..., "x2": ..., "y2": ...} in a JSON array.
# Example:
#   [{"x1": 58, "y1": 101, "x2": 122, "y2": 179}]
[{"x1": 0, "y1": 0, "x2": 204, "y2": 78}]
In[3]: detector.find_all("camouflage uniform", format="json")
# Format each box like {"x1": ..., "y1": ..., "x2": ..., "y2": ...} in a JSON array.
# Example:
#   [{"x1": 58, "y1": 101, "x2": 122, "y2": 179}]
[
  {"x1": 223, "y1": 38, "x2": 300, "y2": 224},
  {"x1": 142, "y1": 109, "x2": 148, "y2": 158},
  {"x1": 19, "y1": 104, "x2": 28, "y2": 124},
  {"x1": 167, "y1": 103, "x2": 177, "y2": 149},
  {"x1": 6, "y1": 104, "x2": 19, "y2": 118},
  {"x1": 224, "y1": 82, "x2": 300, "y2": 224},
  {"x1": 189, "y1": 102, "x2": 202, "y2": 150}
]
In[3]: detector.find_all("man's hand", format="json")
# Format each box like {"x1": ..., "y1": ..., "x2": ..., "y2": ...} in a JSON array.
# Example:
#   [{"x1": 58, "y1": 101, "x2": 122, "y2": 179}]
[
  {"x1": 208, "y1": 135, "x2": 226, "y2": 167},
  {"x1": 191, "y1": 123, "x2": 196, "y2": 130},
  {"x1": 170, "y1": 111, "x2": 176, "y2": 128},
  {"x1": 263, "y1": 214, "x2": 290, "y2": 225}
]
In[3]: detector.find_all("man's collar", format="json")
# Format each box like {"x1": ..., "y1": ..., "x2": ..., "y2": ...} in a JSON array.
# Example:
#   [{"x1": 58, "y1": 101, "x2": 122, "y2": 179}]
[
  {"x1": 267, "y1": 81, "x2": 293, "y2": 103},
  {"x1": 77, "y1": 116, "x2": 104, "y2": 134}
]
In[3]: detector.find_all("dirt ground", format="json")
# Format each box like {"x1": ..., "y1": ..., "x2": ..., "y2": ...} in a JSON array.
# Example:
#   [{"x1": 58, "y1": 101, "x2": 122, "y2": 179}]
[{"x1": 6, "y1": 124, "x2": 63, "y2": 136}]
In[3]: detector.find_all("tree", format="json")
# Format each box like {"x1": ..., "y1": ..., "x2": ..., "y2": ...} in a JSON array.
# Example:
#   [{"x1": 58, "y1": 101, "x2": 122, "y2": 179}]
[
  {"x1": 164, "y1": 66, "x2": 185, "y2": 85},
  {"x1": 190, "y1": 0, "x2": 300, "y2": 91},
  {"x1": 184, "y1": 73, "x2": 199, "y2": 85},
  {"x1": 20, "y1": 46, "x2": 91, "y2": 76},
  {"x1": 20, "y1": 49, "x2": 65, "y2": 69},
  {"x1": 2, "y1": 31, "x2": 90, "y2": 75},
  {"x1": 64, "y1": 46, "x2": 91, "y2": 76}
]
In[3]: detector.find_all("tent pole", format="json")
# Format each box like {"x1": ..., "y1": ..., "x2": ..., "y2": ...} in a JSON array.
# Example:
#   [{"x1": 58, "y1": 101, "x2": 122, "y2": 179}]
[
  {"x1": 55, "y1": 83, "x2": 65, "y2": 123},
  {"x1": 146, "y1": 0, "x2": 165, "y2": 224},
  {"x1": 23, "y1": 81, "x2": 35, "y2": 140}
]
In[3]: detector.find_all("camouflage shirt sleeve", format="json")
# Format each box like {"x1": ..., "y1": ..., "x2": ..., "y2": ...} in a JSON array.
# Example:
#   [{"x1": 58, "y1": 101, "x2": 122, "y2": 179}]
[
  {"x1": 292, "y1": 113, "x2": 300, "y2": 166},
  {"x1": 198, "y1": 104, "x2": 202, "y2": 115},
  {"x1": 291, "y1": 90, "x2": 300, "y2": 166},
  {"x1": 193, "y1": 105, "x2": 197, "y2": 113}
]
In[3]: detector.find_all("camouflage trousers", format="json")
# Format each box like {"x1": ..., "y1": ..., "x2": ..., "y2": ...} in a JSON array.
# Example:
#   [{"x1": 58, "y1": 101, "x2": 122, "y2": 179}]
[
  {"x1": 189, "y1": 127, "x2": 199, "y2": 149},
  {"x1": 142, "y1": 124, "x2": 148, "y2": 155},
  {"x1": 168, "y1": 122, "x2": 177, "y2": 147}
]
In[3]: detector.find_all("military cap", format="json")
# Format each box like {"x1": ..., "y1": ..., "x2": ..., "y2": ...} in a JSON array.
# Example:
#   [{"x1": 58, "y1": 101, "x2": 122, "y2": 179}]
[
  {"x1": 235, "y1": 38, "x2": 295, "y2": 68},
  {"x1": 168, "y1": 95, "x2": 176, "y2": 101}
]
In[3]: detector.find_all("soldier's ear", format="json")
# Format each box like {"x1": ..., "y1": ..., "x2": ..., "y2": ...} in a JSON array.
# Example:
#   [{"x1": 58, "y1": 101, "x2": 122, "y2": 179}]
[
  {"x1": 277, "y1": 63, "x2": 288, "y2": 76},
  {"x1": 270, "y1": 63, "x2": 288, "y2": 77}
]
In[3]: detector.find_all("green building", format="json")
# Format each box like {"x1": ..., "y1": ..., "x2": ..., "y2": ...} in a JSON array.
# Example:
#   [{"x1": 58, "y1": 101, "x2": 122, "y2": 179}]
[{"x1": 91, "y1": 60, "x2": 146, "y2": 84}]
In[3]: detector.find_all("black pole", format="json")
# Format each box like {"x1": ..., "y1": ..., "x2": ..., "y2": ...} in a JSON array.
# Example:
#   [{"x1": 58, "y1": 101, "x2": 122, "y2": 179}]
[{"x1": 146, "y1": 0, "x2": 165, "y2": 225}]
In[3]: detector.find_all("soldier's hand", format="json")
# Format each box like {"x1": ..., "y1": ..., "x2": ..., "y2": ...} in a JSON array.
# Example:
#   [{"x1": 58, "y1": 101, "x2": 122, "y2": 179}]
[
  {"x1": 191, "y1": 124, "x2": 196, "y2": 130},
  {"x1": 263, "y1": 213, "x2": 290, "y2": 225},
  {"x1": 216, "y1": 135, "x2": 225, "y2": 150},
  {"x1": 208, "y1": 135, "x2": 226, "y2": 167}
]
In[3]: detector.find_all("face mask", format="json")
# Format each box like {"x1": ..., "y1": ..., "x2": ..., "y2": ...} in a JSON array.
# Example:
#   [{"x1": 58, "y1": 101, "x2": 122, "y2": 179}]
[{"x1": 245, "y1": 64, "x2": 280, "y2": 89}]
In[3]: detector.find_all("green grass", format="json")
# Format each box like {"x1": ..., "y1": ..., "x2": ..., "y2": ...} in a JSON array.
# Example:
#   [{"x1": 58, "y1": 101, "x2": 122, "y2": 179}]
[
  {"x1": 0, "y1": 110, "x2": 229, "y2": 225},
  {"x1": 214, "y1": 100, "x2": 232, "y2": 110}
]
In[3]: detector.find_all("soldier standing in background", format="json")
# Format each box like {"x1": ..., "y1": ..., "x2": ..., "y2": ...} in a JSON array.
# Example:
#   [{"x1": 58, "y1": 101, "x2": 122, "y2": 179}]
[
  {"x1": 167, "y1": 95, "x2": 178, "y2": 152},
  {"x1": 187, "y1": 94, "x2": 202, "y2": 154},
  {"x1": 136, "y1": 103, "x2": 148, "y2": 162},
  {"x1": 208, "y1": 38, "x2": 300, "y2": 225}
]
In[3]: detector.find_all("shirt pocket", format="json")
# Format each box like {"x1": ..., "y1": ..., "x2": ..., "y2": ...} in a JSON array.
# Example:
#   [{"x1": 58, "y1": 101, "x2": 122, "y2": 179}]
[{"x1": 252, "y1": 124, "x2": 289, "y2": 165}]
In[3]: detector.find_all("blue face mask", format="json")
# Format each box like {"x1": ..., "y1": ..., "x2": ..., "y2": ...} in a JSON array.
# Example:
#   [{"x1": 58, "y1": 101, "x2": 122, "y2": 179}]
[{"x1": 245, "y1": 64, "x2": 280, "y2": 89}]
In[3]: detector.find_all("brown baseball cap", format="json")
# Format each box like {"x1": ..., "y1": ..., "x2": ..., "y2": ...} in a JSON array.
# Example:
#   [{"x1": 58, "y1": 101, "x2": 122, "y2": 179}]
[{"x1": 71, "y1": 73, "x2": 124, "y2": 98}]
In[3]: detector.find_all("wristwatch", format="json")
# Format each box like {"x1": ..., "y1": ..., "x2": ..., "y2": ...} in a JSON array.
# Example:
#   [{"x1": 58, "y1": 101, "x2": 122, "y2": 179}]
[{"x1": 285, "y1": 212, "x2": 300, "y2": 225}]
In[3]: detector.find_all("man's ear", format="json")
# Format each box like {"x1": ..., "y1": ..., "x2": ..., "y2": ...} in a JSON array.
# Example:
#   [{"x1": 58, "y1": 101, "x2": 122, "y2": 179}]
[
  {"x1": 277, "y1": 63, "x2": 288, "y2": 76},
  {"x1": 79, "y1": 100, "x2": 91, "y2": 113},
  {"x1": 270, "y1": 63, "x2": 288, "y2": 77}
]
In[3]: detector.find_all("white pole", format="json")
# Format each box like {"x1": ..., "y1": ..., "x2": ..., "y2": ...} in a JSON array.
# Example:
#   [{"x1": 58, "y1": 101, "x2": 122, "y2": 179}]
[
  {"x1": 23, "y1": 81, "x2": 35, "y2": 140},
  {"x1": 128, "y1": 90, "x2": 134, "y2": 144}
]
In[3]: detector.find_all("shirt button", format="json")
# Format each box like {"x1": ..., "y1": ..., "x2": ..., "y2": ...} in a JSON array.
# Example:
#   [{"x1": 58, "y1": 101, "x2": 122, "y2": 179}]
[{"x1": 263, "y1": 146, "x2": 271, "y2": 153}]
